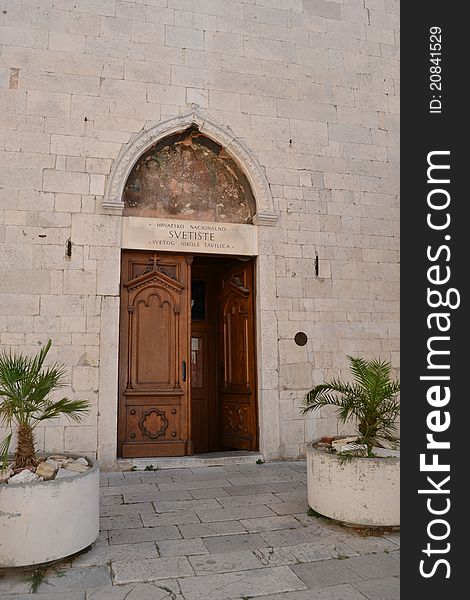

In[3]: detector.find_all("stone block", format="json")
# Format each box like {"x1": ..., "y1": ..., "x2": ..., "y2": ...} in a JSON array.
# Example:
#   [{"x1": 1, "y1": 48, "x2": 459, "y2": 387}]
[
  {"x1": 178, "y1": 566, "x2": 307, "y2": 600},
  {"x1": 49, "y1": 32, "x2": 85, "y2": 53},
  {"x1": 111, "y1": 556, "x2": 194, "y2": 584},
  {"x1": 189, "y1": 550, "x2": 263, "y2": 574},
  {"x1": 157, "y1": 538, "x2": 209, "y2": 557},
  {"x1": 178, "y1": 521, "x2": 247, "y2": 539},
  {"x1": 109, "y1": 526, "x2": 182, "y2": 546},
  {"x1": 165, "y1": 26, "x2": 204, "y2": 51}
]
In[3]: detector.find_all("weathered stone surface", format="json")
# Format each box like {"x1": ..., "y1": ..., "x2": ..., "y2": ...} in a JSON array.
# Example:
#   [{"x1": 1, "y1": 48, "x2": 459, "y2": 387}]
[
  {"x1": 108, "y1": 526, "x2": 181, "y2": 545},
  {"x1": 256, "y1": 584, "x2": 369, "y2": 600},
  {"x1": 178, "y1": 521, "x2": 248, "y2": 539},
  {"x1": 63, "y1": 462, "x2": 90, "y2": 473},
  {"x1": 111, "y1": 556, "x2": 194, "y2": 584},
  {"x1": 35, "y1": 461, "x2": 57, "y2": 480},
  {"x1": 8, "y1": 469, "x2": 39, "y2": 484},
  {"x1": 189, "y1": 549, "x2": 263, "y2": 574},
  {"x1": 352, "y1": 576, "x2": 400, "y2": 600},
  {"x1": 157, "y1": 538, "x2": 209, "y2": 557},
  {"x1": 40, "y1": 567, "x2": 111, "y2": 592},
  {"x1": 240, "y1": 515, "x2": 302, "y2": 533},
  {"x1": 291, "y1": 560, "x2": 363, "y2": 589},
  {"x1": 72, "y1": 542, "x2": 158, "y2": 567},
  {"x1": 178, "y1": 566, "x2": 307, "y2": 599},
  {"x1": 195, "y1": 505, "x2": 275, "y2": 523},
  {"x1": 86, "y1": 580, "x2": 181, "y2": 600},
  {"x1": 203, "y1": 533, "x2": 266, "y2": 554}
]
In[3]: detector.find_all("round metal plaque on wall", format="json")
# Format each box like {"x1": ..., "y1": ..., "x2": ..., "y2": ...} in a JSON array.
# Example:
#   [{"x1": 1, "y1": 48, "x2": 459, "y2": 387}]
[{"x1": 294, "y1": 332, "x2": 308, "y2": 346}]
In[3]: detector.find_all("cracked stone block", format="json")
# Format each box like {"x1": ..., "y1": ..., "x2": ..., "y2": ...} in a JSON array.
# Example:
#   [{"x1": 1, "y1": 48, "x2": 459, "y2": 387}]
[
  {"x1": 111, "y1": 556, "x2": 194, "y2": 584},
  {"x1": 178, "y1": 565, "x2": 307, "y2": 600},
  {"x1": 189, "y1": 549, "x2": 263, "y2": 574}
]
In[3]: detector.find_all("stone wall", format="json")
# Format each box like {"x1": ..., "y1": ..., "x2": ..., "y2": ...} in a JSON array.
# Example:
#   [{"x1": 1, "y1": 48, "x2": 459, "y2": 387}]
[{"x1": 0, "y1": 0, "x2": 399, "y2": 466}]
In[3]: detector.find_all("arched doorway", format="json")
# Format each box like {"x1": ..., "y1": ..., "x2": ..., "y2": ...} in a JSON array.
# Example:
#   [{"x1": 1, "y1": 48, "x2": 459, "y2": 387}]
[{"x1": 117, "y1": 128, "x2": 259, "y2": 458}]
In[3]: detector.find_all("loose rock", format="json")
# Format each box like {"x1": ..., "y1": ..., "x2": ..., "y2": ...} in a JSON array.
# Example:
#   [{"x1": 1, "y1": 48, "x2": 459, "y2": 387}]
[
  {"x1": 35, "y1": 461, "x2": 57, "y2": 480},
  {"x1": 75, "y1": 457, "x2": 89, "y2": 466},
  {"x1": 55, "y1": 467, "x2": 75, "y2": 479},
  {"x1": 63, "y1": 462, "x2": 89, "y2": 473},
  {"x1": 8, "y1": 469, "x2": 40, "y2": 485},
  {"x1": 48, "y1": 455, "x2": 71, "y2": 465}
]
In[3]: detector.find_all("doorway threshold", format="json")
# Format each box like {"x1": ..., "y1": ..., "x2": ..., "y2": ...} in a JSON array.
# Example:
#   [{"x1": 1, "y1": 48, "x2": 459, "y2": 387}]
[{"x1": 118, "y1": 451, "x2": 264, "y2": 471}]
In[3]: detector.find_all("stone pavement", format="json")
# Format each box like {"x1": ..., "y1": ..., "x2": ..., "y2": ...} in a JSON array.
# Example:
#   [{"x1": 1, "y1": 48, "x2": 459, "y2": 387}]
[{"x1": 0, "y1": 462, "x2": 400, "y2": 600}]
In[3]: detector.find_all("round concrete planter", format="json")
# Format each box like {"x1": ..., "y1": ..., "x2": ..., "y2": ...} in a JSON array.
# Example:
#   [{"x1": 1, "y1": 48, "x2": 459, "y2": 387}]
[
  {"x1": 0, "y1": 456, "x2": 99, "y2": 567},
  {"x1": 306, "y1": 441, "x2": 399, "y2": 527}
]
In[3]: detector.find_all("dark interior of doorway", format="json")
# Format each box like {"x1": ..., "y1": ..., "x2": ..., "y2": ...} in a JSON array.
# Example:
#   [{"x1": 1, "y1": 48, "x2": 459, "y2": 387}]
[{"x1": 190, "y1": 255, "x2": 257, "y2": 454}]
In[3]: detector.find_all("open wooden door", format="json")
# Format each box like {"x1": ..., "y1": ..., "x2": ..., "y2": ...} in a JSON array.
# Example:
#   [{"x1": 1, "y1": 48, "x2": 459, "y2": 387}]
[
  {"x1": 218, "y1": 260, "x2": 257, "y2": 451},
  {"x1": 118, "y1": 251, "x2": 192, "y2": 458}
]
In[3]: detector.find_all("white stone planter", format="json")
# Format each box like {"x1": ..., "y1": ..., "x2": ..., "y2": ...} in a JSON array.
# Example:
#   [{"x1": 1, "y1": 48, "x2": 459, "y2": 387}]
[
  {"x1": 306, "y1": 441, "x2": 399, "y2": 527},
  {"x1": 0, "y1": 456, "x2": 99, "y2": 567}
]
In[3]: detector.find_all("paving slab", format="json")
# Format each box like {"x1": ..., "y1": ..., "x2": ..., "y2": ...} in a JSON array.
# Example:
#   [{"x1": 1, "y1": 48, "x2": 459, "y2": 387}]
[
  {"x1": 291, "y1": 559, "x2": 364, "y2": 588},
  {"x1": 188, "y1": 549, "x2": 263, "y2": 573},
  {"x1": 352, "y1": 576, "x2": 400, "y2": 600},
  {"x1": 108, "y1": 525, "x2": 181, "y2": 545},
  {"x1": 99, "y1": 514, "x2": 144, "y2": 530},
  {"x1": 259, "y1": 527, "x2": 313, "y2": 547},
  {"x1": 141, "y1": 509, "x2": 201, "y2": 527},
  {"x1": 38, "y1": 566, "x2": 111, "y2": 593},
  {"x1": 157, "y1": 538, "x2": 209, "y2": 557},
  {"x1": 203, "y1": 532, "x2": 266, "y2": 554},
  {"x1": 223, "y1": 483, "x2": 277, "y2": 496},
  {"x1": 256, "y1": 584, "x2": 370, "y2": 600},
  {"x1": 240, "y1": 514, "x2": 302, "y2": 532},
  {"x1": 189, "y1": 486, "x2": 230, "y2": 499},
  {"x1": 268, "y1": 500, "x2": 309, "y2": 515},
  {"x1": 178, "y1": 520, "x2": 247, "y2": 538},
  {"x1": 99, "y1": 501, "x2": 156, "y2": 517},
  {"x1": 86, "y1": 580, "x2": 181, "y2": 600},
  {"x1": 216, "y1": 492, "x2": 279, "y2": 508},
  {"x1": 339, "y1": 534, "x2": 401, "y2": 555},
  {"x1": 345, "y1": 552, "x2": 400, "y2": 579},
  {"x1": 178, "y1": 565, "x2": 307, "y2": 600},
  {"x1": 195, "y1": 504, "x2": 275, "y2": 523},
  {"x1": 71, "y1": 542, "x2": 158, "y2": 567},
  {"x1": 111, "y1": 556, "x2": 193, "y2": 584},
  {"x1": 125, "y1": 489, "x2": 193, "y2": 503},
  {"x1": 254, "y1": 540, "x2": 357, "y2": 566},
  {"x1": 153, "y1": 498, "x2": 222, "y2": 513},
  {"x1": 158, "y1": 478, "x2": 232, "y2": 491}
]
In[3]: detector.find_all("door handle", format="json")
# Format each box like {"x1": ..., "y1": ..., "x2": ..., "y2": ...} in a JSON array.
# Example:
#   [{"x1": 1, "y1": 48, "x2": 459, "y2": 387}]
[{"x1": 182, "y1": 360, "x2": 187, "y2": 383}]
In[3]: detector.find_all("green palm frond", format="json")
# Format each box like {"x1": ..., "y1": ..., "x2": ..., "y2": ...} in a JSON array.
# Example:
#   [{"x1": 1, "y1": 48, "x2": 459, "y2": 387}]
[
  {"x1": 0, "y1": 433, "x2": 12, "y2": 471},
  {"x1": 36, "y1": 398, "x2": 90, "y2": 423},
  {"x1": 0, "y1": 340, "x2": 91, "y2": 467},
  {"x1": 302, "y1": 356, "x2": 400, "y2": 455}
]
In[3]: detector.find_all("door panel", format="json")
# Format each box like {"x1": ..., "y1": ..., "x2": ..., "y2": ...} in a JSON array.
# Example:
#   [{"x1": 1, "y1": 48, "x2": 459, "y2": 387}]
[
  {"x1": 218, "y1": 260, "x2": 257, "y2": 451},
  {"x1": 118, "y1": 251, "x2": 192, "y2": 458}
]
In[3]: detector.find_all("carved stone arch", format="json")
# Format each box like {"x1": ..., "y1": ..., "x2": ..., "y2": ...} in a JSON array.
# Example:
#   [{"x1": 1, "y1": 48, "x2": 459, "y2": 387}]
[{"x1": 103, "y1": 108, "x2": 277, "y2": 226}]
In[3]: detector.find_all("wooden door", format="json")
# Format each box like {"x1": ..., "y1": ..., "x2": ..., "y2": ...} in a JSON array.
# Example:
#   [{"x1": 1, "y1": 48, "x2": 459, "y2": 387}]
[
  {"x1": 118, "y1": 251, "x2": 192, "y2": 458},
  {"x1": 218, "y1": 260, "x2": 257, "y2": 450}
]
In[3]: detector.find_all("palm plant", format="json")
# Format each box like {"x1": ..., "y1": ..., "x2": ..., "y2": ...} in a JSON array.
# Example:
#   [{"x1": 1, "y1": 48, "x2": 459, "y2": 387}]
[
  {"x1": 301, "y1": 356, "x2": 400, "y2": 457},
  {"x1": 0, "y1": 340, "x2": 90, "y2": 469}
]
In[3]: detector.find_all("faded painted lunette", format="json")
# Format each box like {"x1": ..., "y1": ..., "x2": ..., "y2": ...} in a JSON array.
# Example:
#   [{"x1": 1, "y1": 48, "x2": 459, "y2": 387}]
[
  {"x1": 0, "y1": 455, "x2": 99, "y2": 567},
  {"x1": 306, "y1": 441, "x2": 400, "y2": 527},
  {"x1": 122, "y1": 216, "x2": 259, "y2": 256}
]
